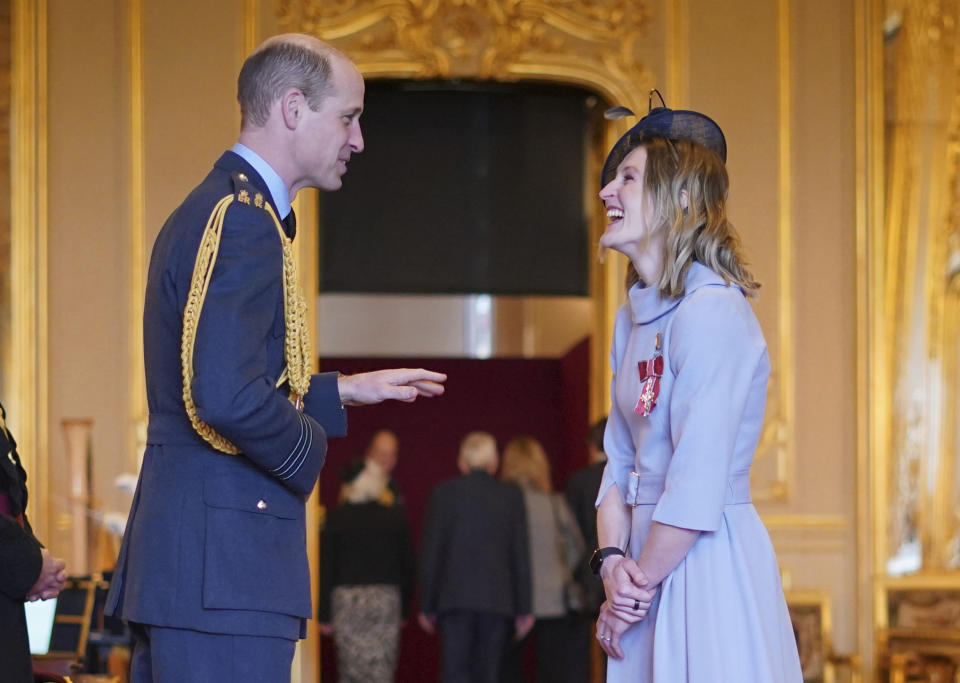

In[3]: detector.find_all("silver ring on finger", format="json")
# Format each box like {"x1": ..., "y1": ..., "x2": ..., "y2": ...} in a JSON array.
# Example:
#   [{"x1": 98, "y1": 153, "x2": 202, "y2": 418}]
[{"x1": 633, "y1": 599, "x2": 640, "y2": 611}]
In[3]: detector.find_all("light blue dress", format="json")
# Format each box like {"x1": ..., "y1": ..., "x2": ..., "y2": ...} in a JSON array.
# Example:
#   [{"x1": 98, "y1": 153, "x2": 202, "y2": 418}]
[{"x1": 597, "y1": 262, "x2": 802, "y2": 682}]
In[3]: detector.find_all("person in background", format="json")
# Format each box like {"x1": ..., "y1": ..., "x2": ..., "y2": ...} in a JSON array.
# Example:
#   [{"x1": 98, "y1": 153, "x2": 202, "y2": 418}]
[
  {"x1": 565, "y1": 417, "x2": 609, "y2": 680},
  {"x1": 500, "y1": 436, "x2": 586, "y2": 683},
  {"x1": 365, "y1": 429, "x2": 399, "y2": 475},
  {"x1": 339, "y1": 429, "x2": 402, "y2": 506},
  {"x1": 319, "y1": 460, "x2": 415, "y2": 683},
  {"x1": 0, "y1": 403, "x2": 68, "y2": 683},
  {"x1": 418, "y1": 431, "x2": 533, "y2": 683},
  {"x1": 565, "y1": 416, "x2": 608, "y2": 602}
]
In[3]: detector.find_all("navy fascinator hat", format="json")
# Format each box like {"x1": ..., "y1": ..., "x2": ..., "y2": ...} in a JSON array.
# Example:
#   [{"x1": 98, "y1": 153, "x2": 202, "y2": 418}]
[{"x1": 600, "y1": 90, "x2": 727, "y2": 186}]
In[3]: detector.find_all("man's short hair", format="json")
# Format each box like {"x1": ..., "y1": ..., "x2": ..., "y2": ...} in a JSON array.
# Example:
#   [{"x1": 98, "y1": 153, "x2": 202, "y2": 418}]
[
  {"x1": 237, "y1": 40, "x2": 336, "y2": 128},
  {"x1": 459, "y1": 431, "x2": 497, "y2": 470}
]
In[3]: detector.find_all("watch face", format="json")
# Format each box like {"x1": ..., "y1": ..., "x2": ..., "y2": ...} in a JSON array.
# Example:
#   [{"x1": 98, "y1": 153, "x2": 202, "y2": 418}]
[
  {"x1": 589, "y1": 548, "x2": 605, "y2": 575},
  {"x1": 590, "y1": 547, "x2": 624, "y2": 575}
]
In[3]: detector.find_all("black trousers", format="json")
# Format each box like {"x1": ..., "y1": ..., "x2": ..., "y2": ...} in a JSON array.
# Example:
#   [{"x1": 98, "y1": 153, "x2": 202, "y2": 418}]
[
  {"x1": 438, "y1": 610, "x2": 512, "y2": 683},
  {"x1": 501, "y1": 614, "x2": 590, "y2": 683}
]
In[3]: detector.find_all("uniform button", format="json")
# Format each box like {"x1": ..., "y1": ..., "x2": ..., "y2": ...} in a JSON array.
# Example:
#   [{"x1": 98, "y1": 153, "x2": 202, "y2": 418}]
[
  {"x1": 238, "y1": 173, "x2": 248, "y2": 182},
  {"x1": 256, "y1": 499, "x2": 267, "y2": 511}
]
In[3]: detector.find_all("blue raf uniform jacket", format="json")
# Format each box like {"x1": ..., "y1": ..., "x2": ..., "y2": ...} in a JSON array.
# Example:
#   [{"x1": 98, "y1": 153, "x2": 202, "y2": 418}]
[{"x1": 105, "y1": 151, "x2": 347, "y2": 640}]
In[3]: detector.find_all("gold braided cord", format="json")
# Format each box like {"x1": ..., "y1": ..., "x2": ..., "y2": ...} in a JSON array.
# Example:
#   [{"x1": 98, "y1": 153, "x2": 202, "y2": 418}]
[
  {"x1": 181, "y1": 195, "x2": 240, "y2": 454},
  {"x1": 263, "y1": 201, "x2": 312, "y2": 402},
  {"x1": 180, "y1": 194, "x2": 312, "y2": 455}
]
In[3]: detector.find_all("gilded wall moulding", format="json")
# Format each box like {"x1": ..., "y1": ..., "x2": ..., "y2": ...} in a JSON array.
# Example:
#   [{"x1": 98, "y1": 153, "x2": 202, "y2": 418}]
[{"x1": 276, "y1": 0, "x2": 654, "y2": 108}]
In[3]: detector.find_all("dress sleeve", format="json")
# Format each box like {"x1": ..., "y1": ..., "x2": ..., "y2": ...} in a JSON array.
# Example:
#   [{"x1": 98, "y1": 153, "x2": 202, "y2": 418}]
[
  {"x1": 0, "y1": 514, "x2": 42, "y2": 600},
  {"x1": 596, "y1": 306, "x2": 636, "y2": 507},
  {"x1": 652, "y1": 287, "x2": 766, "y2": 532}
]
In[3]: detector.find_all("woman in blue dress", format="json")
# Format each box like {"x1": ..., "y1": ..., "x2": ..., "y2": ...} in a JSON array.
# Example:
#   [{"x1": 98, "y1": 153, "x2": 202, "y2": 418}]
[{"x1": 591, "y1": 97, "x2": 803, "y2": 682}]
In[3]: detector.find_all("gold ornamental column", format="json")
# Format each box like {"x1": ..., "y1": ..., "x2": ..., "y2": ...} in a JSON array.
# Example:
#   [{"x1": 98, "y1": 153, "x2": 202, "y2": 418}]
[{"x1": 10, "y1": 0, "x2": 49, "y2": 538}]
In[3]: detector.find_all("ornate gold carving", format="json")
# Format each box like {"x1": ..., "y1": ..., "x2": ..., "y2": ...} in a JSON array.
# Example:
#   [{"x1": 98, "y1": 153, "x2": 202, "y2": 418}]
[
  {"x1": 277, "y1": 0, "x2": 653, "y2": 106},
  {"x1": 938, "y1": 0, "x2": 960, "y2": 574},
  {"x1": 881, "y1": 0, "x2": 960, "y2": 576}
]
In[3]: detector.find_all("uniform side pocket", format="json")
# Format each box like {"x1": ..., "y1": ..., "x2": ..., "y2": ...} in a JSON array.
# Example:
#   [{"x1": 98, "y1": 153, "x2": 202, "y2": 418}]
[{"x1": 201, "y1": 459, "x2": 311, "y2": 618}]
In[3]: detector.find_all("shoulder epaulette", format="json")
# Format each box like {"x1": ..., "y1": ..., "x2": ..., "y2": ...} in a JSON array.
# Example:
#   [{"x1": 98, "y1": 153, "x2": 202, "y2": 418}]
[{"x1": 230, "y1": 171, "x2": 266, "y2": 209}]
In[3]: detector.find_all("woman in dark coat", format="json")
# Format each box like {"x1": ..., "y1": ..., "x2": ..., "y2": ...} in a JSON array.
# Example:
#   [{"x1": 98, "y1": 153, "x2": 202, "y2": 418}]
[
  {"x1": 319, "y1": 460, "x2": 415, "y2": 683},
  {"x1": 0, "y1": 403, "x2": 67, "y2": 683}
]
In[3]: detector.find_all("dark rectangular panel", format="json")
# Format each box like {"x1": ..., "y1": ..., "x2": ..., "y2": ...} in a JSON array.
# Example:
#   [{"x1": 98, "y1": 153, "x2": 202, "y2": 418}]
[{"x1": 320, "y1": 81, "x2": 595, "y2": 296}]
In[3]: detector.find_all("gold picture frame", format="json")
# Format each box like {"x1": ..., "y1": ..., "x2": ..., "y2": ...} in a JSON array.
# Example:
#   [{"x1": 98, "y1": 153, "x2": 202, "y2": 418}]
[{"x1": 786, "y1": 590, "x2": 835, "y2": 683}]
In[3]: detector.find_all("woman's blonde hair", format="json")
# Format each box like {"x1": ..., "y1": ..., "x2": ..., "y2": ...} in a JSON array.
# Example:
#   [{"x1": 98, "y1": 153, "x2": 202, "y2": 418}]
[
  {"x1": 500, "y1": 436, "x2": 552, "y2": 493},
  {"x1": 623, "y1": 137, "x2": 759, "y2": 298}
]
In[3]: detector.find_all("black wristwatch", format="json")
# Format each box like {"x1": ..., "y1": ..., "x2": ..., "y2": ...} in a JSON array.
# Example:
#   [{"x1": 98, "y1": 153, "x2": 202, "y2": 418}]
[{"x1": 589, "y1": 547, "x2": 626, "y2": 576}]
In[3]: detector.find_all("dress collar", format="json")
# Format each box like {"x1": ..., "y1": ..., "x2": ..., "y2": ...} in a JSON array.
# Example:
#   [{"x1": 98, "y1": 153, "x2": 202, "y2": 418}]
[
  {"x1": 231, "y1": 142, "x2": 292, "y2": 220},
  {"x1": 628, "y1": 262, "x2": 732, "y2": 324}
]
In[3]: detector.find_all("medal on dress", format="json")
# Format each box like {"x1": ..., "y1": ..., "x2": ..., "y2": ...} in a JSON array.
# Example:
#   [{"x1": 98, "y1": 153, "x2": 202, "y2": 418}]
[{"x1": 635, "y1": 333, "x2": 663, "y2": 417}]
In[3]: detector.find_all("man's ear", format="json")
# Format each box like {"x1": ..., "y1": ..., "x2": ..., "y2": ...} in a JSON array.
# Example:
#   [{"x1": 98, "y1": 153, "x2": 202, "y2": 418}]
[
  {"x1": 279, "y1": 88, "x2": 304, "y2": 130},
  {"x1": 679, "y1": 187, "x2": 690, "y2": 211}
]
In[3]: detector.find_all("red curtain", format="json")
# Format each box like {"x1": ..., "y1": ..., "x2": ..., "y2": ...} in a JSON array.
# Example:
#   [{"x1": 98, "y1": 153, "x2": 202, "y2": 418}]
[{"x1": 318, "y1": 339, "x2": 590, "y2": 681}]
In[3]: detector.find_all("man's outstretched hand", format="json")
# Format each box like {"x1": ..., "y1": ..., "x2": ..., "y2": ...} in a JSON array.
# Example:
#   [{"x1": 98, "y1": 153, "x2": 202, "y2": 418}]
[{"x1": 337, "y1": 368, "x2": 447, "y2": 406}]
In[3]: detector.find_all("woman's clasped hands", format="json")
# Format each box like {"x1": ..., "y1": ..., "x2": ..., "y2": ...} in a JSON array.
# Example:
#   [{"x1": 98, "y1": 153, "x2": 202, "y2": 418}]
[{"x1": 595, "y1": 555, "x2": 657, "y2": 659}]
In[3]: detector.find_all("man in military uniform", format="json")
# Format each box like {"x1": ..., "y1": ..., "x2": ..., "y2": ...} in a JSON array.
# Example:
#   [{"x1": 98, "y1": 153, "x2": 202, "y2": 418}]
[{"x1": 105, "y1": 34, "x2": 446, "y2": 683}]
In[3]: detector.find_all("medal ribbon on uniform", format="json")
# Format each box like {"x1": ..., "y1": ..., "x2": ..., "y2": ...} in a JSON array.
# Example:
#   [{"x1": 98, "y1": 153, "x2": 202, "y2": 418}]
[{"x1": 635, "y1": 333, "x2": 663, "y2": 417}]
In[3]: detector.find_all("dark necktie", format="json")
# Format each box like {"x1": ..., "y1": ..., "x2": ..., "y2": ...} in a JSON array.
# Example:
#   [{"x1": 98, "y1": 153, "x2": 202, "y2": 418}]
[{"x1": 282, "y1": 208, "x2": 297, "y2": 239}]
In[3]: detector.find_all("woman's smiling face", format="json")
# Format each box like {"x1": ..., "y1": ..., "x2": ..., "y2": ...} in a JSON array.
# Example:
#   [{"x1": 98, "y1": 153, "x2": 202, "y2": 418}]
[{"x1": 598, "y1": 146, "x2": 660, "y2": 259}]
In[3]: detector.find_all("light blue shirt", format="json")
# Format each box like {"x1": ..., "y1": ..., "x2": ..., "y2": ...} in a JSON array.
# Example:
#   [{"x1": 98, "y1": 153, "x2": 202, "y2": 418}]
[{"x1": 231, "y1": 142, "x2": 291, "y2": 219}]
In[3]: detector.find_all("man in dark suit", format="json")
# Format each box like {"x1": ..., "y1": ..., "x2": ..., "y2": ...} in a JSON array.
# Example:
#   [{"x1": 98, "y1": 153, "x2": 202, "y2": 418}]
[
  {"x1": 0, "y1": 403, "x2": 68, "y2": 683},
  {"x1": 104, "y1": 34, "x2": 445, "y2": 683},
  {"x1": 418, "y1": 432, "x2": 533, "y2": 683}
]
